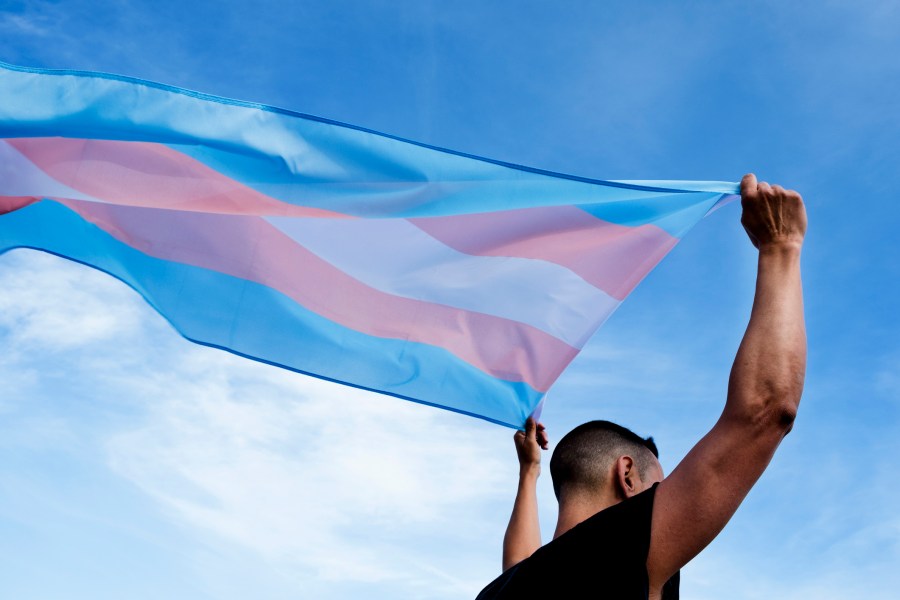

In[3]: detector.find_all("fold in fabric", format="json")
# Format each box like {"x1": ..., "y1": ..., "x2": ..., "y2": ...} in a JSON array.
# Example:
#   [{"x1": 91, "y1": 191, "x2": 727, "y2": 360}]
[{"x1": 0, "y1": 62, "x2": 739, "y2": 428}]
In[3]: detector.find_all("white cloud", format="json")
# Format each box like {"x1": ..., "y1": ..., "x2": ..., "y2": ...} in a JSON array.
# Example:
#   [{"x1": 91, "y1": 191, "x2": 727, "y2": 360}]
[
  {"x1": 0, "y1": 250, "x2": 144, "y2": 351},
  {"x1": 105, "y1": 359, "x2": 511, "y2": 588},
  {"x1": 0, "y1": 11, "x2": 49, "y2": 37},
  {"x1": 0, "y1": 248, "x2": 518, "y2": 598}
]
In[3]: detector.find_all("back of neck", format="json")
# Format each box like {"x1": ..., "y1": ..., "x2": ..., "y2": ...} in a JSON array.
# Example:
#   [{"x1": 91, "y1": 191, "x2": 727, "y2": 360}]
[{"x1": 553, "y1": 489, "x2": 620, "y2": 539}]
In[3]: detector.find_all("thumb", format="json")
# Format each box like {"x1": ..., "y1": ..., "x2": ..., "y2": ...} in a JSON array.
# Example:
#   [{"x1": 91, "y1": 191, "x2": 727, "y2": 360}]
[
  {"x1": 741, "y1": 173, "x2": 758, "y2": 200},
  {"x1": 524, "y1": 417, "x2": 536, "y2": 439}
]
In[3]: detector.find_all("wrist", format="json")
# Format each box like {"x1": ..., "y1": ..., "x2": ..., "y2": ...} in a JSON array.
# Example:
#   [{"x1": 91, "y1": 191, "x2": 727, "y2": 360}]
[
  {"x1": 519, "y1": 463, "x2": 541, "y2": 478},
  {"x1": 758, "y1": 239, "x2": 803, "y2": 257}
]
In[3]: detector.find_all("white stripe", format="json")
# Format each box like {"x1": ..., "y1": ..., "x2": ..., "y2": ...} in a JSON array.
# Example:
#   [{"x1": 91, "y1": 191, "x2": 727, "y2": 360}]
[
  {"x1": 0, "y1": 140, "x2": 97, "y2": 202},
  {"x1": 267, "y1": 216, "x2": 619, "y2": 348}
]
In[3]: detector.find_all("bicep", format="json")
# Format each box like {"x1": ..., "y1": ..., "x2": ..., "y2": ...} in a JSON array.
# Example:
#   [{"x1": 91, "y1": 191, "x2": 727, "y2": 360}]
[{"x1": 647, "y1": 407, "x2": 791, "y2": 585}]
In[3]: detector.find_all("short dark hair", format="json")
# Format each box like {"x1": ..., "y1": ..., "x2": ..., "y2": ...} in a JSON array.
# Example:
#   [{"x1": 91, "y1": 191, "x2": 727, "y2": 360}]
[{"x1": 549, "y1": 420, "x2": 659, "y2": 501}]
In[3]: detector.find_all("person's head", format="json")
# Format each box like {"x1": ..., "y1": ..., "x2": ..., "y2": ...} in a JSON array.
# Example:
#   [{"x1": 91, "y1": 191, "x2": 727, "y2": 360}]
[{"x1": 549, "y1": 420, "x2": 663, "y2": 503}]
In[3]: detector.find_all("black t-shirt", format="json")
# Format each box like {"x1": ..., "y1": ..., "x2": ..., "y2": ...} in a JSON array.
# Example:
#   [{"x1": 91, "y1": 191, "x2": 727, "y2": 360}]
[{"x1": 475, "y1": 483, "x2": 679, "y2": 599}]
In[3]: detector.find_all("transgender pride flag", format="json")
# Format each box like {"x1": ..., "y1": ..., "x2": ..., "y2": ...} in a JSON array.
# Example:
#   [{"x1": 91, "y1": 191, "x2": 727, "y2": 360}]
[{"x1": 0, "y1": 62, "x2": 737, "y2": 428}]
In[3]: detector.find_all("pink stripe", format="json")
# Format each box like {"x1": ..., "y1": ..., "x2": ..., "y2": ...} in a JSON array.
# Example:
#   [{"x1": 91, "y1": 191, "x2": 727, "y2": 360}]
[
  {"x1": 54, "y1": 198, "x2": 576, "y2": 391},
  {"x1": 9, "y1": 138, "x2": 675, "y2": 301},
  {"x1": 411, "y1": 206, "x2": 678, "y2": 300},
  {"x1": 0, "y1": 196, "x2": 37, "y2": 215},
  {"x1": 6, "y1": 138, "x2": 348, "y2": 219}
]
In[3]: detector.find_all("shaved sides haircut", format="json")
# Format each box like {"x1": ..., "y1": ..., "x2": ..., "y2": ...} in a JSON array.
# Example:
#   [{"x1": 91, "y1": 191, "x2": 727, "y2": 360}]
[{"x1": 549, "y1": 420, "x2": 659, "y2": 501}]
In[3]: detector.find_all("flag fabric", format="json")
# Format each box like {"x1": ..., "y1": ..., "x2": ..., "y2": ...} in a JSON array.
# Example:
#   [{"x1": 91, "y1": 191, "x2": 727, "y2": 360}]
[{"x1": 0, "y1": 62, "x2": 738, "y2": 428}]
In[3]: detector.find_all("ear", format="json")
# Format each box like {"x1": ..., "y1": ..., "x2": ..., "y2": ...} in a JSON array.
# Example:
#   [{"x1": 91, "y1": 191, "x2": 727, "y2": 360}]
[{"x1": 614, "y1": 455, "x2": 641, "y2": 500}]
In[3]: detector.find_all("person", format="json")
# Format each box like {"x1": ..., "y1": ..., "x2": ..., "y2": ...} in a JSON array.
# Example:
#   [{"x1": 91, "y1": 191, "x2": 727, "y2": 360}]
[{"x1": 476, "y1": 174, "x2": 807, "y2": 599}]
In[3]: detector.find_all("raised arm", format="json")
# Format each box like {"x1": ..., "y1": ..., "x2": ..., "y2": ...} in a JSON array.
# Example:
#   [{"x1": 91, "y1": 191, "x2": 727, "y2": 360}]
[
  {"x1": 502, "y1": 417, "x2": 549, "y2": 572},
  {"x1": 648, "y1": 174, "x2": 808, "y2": 588}
]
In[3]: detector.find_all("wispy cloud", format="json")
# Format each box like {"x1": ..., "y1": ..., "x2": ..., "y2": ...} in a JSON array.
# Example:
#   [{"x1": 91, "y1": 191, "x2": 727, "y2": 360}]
[
  {"x1": 1, "y1": 248, "x2": 516, "y2": 598},
  {"x1": 105, "y1": 359, "x2": 510, "y2": 589},
  {"x1": 0, "y1": 0, "x2": 52, "y2": 38},
  {"x1": 0, "y1": 250, "x2": 144, "y2": 351}
]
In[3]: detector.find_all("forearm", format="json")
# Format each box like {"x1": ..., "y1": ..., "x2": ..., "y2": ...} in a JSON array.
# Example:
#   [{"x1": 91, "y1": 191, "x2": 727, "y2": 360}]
[
  {"x1": 727, "y1": 242, "x2": 806, "y2": 425},
  {"x1": 502, "y1": 465, "x2": 541, "y2": 571}
]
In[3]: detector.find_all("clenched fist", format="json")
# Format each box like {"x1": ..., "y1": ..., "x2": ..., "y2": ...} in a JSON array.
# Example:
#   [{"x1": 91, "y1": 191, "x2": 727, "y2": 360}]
[{"x1": 740, "y1": 174, "x2": 807, "y2": 250}]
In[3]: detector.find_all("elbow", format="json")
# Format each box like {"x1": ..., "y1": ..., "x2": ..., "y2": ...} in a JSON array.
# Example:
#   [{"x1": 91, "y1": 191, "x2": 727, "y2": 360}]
[
  {"x1": 769, "y1": 373, "x2": 804, "y2": 433},
  {"x1": 728, "y1": 367, "x2": 804, "y2": 434},
  {"x1": 773, "y1": 401, "x2": 798, "y2": 434},
  {"x1": 726, "y1": 399, "x2": 799, "y2": 438},
  {"x1": 756, "y1": 394, "x2": 800, "y2": 434},
  {"x1": 727, "y1": 385, "x2": 802, "y2": 435}
]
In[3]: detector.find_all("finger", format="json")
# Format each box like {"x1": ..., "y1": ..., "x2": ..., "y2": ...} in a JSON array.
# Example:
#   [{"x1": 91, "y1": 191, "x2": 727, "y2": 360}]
[
  {"x1": 757, "y1": 181, "x2": 772, "y2": 194},
  {"x1": 524, "y1": 417, "x2": 536, "y2": 439},
  {"x1": 740, "y1": 173, "x2": 757, "y2": 199},
  {"x1": 537, "y1": 428, "x2": 549, "y2": 450}
]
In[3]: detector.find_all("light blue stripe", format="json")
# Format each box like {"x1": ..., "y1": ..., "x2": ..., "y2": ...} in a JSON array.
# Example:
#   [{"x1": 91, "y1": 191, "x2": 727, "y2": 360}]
[
  {"x1": 575, "y1": 191, "x2": 724, "y2": 238},
  {"x1": 0, "y1": 200, "x2": 542, "y2": 428},
  {"x1": 0, "y1": 62, "x2": 733, "y2": 235}
]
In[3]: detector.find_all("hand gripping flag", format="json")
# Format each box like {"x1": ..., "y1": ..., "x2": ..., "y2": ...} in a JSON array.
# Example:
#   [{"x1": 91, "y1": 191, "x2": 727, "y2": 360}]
[{"x1": 0, "y1": 62, "x2": 738, "y2": 428}]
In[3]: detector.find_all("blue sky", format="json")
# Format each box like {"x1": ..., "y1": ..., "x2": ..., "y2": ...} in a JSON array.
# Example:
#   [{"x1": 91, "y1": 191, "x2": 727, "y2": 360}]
[{"x1": 1, "y1": 1, "x2": 899, "y2": 598}]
